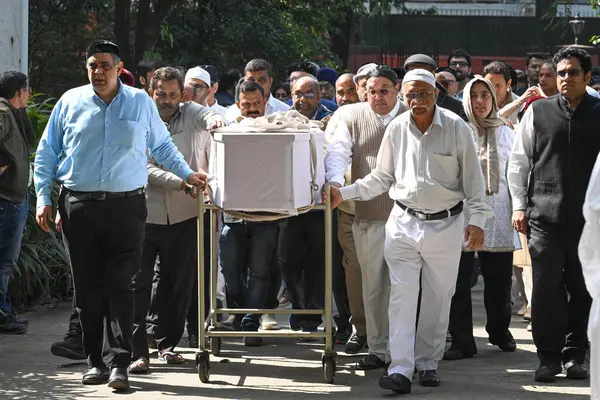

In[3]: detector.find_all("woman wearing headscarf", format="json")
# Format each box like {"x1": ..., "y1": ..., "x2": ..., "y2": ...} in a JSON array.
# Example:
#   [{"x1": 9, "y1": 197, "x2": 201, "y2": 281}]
[{"x1": 444, "y1": 77, "x2": 520, "y2": 360}]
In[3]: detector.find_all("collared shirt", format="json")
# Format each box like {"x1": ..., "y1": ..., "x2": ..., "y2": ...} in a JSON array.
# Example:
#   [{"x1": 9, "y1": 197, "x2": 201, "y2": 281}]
[
  {"x1": 34, "y1": 82, "x2": 193, "y2": 208},
  {"x1": 326, "y1": 99, "x2": 403, "y2": 186},
  {"x1": 209, "y1": 99, "x2": 227, "y2": 117},
  {"x1": 339, "y1": 106, "x2": 492, "y2": 229},
  {"x1": 146, "y1": 102, "x2": 218, "y2": 225},
  {"x1": 224, "y1": 94, "x2": 289, "y2": 125}
]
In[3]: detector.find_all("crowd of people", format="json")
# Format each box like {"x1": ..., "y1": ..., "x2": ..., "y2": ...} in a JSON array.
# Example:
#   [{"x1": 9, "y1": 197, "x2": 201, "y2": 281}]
[{"x1": 0, "y1": 39, "x2": 599, "y2": 397}]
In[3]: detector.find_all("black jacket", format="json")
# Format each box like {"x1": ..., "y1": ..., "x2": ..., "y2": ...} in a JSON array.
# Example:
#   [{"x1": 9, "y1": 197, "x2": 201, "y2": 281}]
[
  {"x1": 0, "y1": 98, "x2": 34, "y2": 203},
  {"x1": 436, "y1": 83, "x2": 467, "y2": 121}
]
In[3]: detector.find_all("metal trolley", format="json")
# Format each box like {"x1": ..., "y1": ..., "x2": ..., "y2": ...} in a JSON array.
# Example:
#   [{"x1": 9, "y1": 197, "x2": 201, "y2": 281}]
[{"x1": 194, "y1": 184, "x2": 337, "y2": 384}]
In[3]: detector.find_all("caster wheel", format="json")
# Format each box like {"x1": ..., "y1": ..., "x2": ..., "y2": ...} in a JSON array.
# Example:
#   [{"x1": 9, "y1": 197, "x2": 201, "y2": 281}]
[
  {"x1": 210, "y1": 337, "x2": 222, "y2": 356},
  {"x1": 322, "y1": 355, "x2": 336, "y2": 383},
  {"x1": 196, "y1": 353, "x2": 210, "y2": 383}
]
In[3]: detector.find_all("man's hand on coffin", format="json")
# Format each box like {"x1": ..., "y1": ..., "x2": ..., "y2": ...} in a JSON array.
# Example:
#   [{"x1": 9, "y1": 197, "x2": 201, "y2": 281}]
[
  {"x1": 208, "y1": 118, "x2": 226, "y2": 131},
  {"x1": 187, "y1": 171, "x2": 208, "y2": 189}
]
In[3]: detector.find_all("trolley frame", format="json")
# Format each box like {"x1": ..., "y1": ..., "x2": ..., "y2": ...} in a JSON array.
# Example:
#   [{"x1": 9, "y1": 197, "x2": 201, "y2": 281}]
[{"x1": 194, "y1": 184, "x2": 337, "y2": 383}]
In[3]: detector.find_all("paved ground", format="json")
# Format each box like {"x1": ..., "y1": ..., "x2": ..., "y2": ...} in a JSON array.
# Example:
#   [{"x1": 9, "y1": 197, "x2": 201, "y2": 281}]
[{"x1": 0, "y1": 283, "x2": 592, "y2": 399}]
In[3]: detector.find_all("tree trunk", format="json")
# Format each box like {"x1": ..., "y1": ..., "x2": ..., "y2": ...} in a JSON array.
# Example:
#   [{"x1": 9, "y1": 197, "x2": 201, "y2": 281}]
[
  {"x1": 133, "y1": 0, "x2": 180, "y2": 67},
  {"x1": 113, "y1": 0, "x2": 132, "y2": 68}
]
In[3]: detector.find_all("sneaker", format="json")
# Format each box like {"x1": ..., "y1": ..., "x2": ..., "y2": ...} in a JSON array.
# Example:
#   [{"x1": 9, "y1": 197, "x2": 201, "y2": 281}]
[
  {"x1": 345, "y1": 332, "x2": 367, "y2": 354},
  {"x1": 187, "y1": 333, "x2": 199, "y2": 348},
  {"x1": 260, "y1": 314, "x2": 280, "y2": 330},
  {"x1": 335, "y1": 326, "x2": 352, "y2": 344},
  {"x1": 0, "y1": 314, "x2": 27, "y2": 334},
  {"x1": 51, "y1": 328, "x2": 85, "y2": 360}
]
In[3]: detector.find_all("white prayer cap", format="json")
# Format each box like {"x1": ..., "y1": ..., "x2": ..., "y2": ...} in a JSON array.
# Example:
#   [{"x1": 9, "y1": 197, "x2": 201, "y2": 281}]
[
  {"x1": 353, "y1": 63, "x2": 378, "y2": 84},
  {"x1": 185, "y1": 66, "x2": 211, "y2": 86},
  {"x1": 402, "y1": 69, "x2": 436, "y2": 88}
]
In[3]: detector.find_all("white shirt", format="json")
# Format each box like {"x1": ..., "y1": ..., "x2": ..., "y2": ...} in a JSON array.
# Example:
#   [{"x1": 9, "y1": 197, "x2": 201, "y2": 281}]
[
  {"x1": 339, "y1": 106, "x2": 492, "y2": 229},
  {"x1": 506, "y1": 106, "x2": 536, "y2": 212},
  {"x1": 325, "y1": 99, "x2": 403, "y2": 186},
  {"x1": 224, "y1": 94, "x2": 290, "y2": 125},
  {"x1": 209, "y1": 99, "x2": 227, "y2": 116},
  {"x1": 580, "y1": 152, "x2": 600, "y2": 299}
]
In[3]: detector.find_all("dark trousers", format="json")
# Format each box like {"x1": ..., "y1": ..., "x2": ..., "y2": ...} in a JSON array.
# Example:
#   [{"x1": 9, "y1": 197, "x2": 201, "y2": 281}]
[
  {"x1": 448, "y1": 251, "x2": 513, "y2": 351},
  {"x1": 186, "y1": 213, "x2": 211, "y2": 337},
  {"x1": 59, "y1": 191, "x2": 146, "y2": 369},
  {"x1": 0, "y1": 193, "x2": 28, "y2": 314},
  {"x1": 132, "y1": 217, "x2": 199, "y2": 359},
  {"x1": 279, "y1": 211, "x2": 325, "y2": 331},
  {"x1": 331, "y1": 211, "x2": 351, "y2": 334},
  {"x1": 219, "y1": 221, "x2": 279, "y2": 331},
  {"x1": 528, "y1": 220, "x2": 592, "y2": 365}
]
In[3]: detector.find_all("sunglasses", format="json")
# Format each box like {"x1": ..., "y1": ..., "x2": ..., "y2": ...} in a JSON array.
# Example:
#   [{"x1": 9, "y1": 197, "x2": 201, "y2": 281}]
[
  {"x1": 556, "y1": 68, "x2": 583, "y2": 79},
  {"x1": 368, "y1": 88, "x2": 392, "y2": 97}
]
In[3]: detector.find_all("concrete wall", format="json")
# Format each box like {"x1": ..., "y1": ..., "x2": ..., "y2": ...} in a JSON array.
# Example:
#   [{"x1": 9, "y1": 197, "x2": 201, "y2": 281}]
[{"x1": 0, "y1": 0, "x2": 28, "y2": 74}]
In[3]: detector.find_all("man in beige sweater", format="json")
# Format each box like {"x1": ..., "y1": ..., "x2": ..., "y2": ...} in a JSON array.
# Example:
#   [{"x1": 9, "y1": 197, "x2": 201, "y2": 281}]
[{"x1": 325, "y1": 65, "x2": 407, "y2": 370}]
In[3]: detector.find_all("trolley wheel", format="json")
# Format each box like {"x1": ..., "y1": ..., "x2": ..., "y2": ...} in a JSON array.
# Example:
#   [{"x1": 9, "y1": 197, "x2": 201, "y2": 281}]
[
  {"x1": 210, "y1": 337, "x2": 222, "y2": 356},
  {"x1": 196, "y1": 352, "x2": 210, "y2": 383},
  {"x1": 322, "y1": 354, "x2": 336, "y2": 384}
]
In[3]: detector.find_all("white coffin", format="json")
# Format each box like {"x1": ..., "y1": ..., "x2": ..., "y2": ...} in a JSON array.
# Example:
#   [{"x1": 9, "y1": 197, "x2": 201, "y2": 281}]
[{"x1": 209, "y1": 130, "x2": 325, "y2": 213}]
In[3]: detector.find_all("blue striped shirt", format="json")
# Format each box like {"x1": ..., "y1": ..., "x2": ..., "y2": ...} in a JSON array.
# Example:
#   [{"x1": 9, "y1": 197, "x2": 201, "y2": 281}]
[{"x1": 34, "y1": 83, "x2": 193, "y2": 207}]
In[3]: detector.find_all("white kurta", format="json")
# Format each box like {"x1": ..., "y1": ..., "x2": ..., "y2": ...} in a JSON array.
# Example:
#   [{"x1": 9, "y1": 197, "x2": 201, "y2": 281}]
[
  {"x1": 464, "y1": 125, "x2": 520, "y2": 252},
  {"x1": 579, "y1": 152, "x2": 600, "y2": 400}
]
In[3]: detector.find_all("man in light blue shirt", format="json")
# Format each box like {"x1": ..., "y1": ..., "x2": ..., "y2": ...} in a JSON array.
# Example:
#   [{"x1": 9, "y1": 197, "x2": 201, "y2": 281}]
[{"x1": 33, "y1": 40, "x2": 208, "y2": 391}]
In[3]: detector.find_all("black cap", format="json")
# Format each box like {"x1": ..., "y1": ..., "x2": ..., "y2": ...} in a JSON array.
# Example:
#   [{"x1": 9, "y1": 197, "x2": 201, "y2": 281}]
[
  {"x1": 86, "y1": 40, "x2": 120, "y2": 60},
  {"x1": 404, "y1": 54, "x2": 437, "y2": 70}
]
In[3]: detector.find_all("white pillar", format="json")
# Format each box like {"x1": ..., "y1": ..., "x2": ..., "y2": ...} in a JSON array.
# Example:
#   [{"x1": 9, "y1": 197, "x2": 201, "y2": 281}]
[{"x1": 0, "y1": 0, "x2": 28, "y2": 74}]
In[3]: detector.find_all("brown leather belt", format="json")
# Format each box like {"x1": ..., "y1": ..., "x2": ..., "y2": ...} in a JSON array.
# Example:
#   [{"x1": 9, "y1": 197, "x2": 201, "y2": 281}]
[{"x1": 395, "y1": 201, "x2": 463, "y2": 221}]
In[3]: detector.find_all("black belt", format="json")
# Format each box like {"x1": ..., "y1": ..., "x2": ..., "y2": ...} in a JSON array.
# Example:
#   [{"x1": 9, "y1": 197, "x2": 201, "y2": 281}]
[
  {"x1": 64, "y1": 187, "x2": 145, "y2": 202},
  {"x1": 395, "y1": 201, "x2": 463, "y2": 221}
]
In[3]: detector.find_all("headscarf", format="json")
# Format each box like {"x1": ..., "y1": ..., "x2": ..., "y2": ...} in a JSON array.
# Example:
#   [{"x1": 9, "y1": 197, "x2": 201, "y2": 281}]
[{"x1": 462, "y1": 77, "x2": 509, "y2": 195}]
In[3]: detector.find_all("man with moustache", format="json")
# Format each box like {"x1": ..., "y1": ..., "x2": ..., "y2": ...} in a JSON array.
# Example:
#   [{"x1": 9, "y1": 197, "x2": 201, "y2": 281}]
[
  {"x1": 448, "y1": 49, "x2": 472, "y2": 100},
  {"x1": 224, "y1": 59, "x2": 289, "y2": 124},
  {"x1": 508, "y1": 47, "x2": 600, "y2": 383},
  {"x1": 218, "y1": 81, "x2": 281, "y2": 346},
  {"x1": 34, "y1": 40, "x2": 207, "y2": 390},
  {"x1": 330, "y1": 69, "x2": 490, "y2": 393},
  {"x1": 326, "y1": 66, "x2": 407, "y2": 370},
  {"x1": 324, "y1": 73, "x2": 368, "y2": 353},
  {"x1": 128, "y1": 67, "x2": 224, "y2": 374}
]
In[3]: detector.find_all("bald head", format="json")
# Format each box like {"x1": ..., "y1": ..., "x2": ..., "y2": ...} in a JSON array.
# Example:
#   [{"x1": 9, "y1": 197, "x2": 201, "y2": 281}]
[
  {"x1": 335, "y1": 73, "x2": 359, "y2": 106},
  {"x1": 291, "y1": 75, "x2": 321, "y2": 118}
]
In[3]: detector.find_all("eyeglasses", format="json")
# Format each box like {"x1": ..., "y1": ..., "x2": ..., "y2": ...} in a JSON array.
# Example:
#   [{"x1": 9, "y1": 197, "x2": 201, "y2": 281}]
[
  {"x1": 449, "y1": 61, "x2": 469, "y2": 68},
  {"x1": 292, "y1": 91, "x2": 316, "y2": 99},
  {"x1": 368, "y1": 88, "x2": 392, "y2": 97},
  {"x1": 557, "y1": 68, "x2": 583, "y2": 79},
  {"x1": 86, "y1": 62, "x2": 115, "y2": 71},
  {"x1": 404, "y1": 90, "x2": 435, "y2": 101}
]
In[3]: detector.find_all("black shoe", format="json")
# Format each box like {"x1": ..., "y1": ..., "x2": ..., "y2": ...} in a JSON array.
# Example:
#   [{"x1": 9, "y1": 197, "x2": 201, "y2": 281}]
[
  {"x1": 490, "y1": 332, "x2": 517, "y2": 352},
  {"x1": 147, "y1": 332, "x2": 157, "y2": 349},
  {"x1": 335, "y1": 326, "x2": 351, "y2": 344},
  {"x1": 9, "y1": 312, "x2": 28, "y2": 325},
  {"x1": 356, "y1": 354, "x2": 385, "y2": 370},
  {"x1": 51, "y1": 329, "x2": 85, "y2": 360},
  {"x1": 419, "y1": 370, "x2": 441, "y2": 387},
  {"x1": 345, "y1": 332, "x2": 367, "y2": 355},
  {"x1": 534, "y1": 363, "x2": 562, "y2": 383},
  {"x1": 0, "y1": 314, "x2": 27, "y2": 334},
  {"x1": 443, "y1": 344, "x2": 477, "y2": 360},
  {"x1": 187, "y1": 333, "x2": 199, "y2": 348},
  {"x1": 243, "y1": 336, "x2": 263, "y2": 347},
  {"x1": 107, "y1": 367, "x2": 129, "y2": 391},
  {"x1": 82, "y1": 367, "x2": 109, "y2": 385},
  {"x1": 564, "y1": 361, "x2": 588, "y2": 380},
  {"x1": 379, "y1": 373, "x2": 411, "y2": 394}
]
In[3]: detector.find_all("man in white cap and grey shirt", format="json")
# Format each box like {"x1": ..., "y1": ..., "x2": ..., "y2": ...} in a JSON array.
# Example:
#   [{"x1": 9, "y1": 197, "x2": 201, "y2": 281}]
[
  {"x1": 185, "y1": 66, "x2": 212, "y2": 106},
  {"x1": 326, "y1": 65, "x2": 407, "y2": 370},
  {"x1": 329, "y1": 69, "x2": 491, "y2": 393}
]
